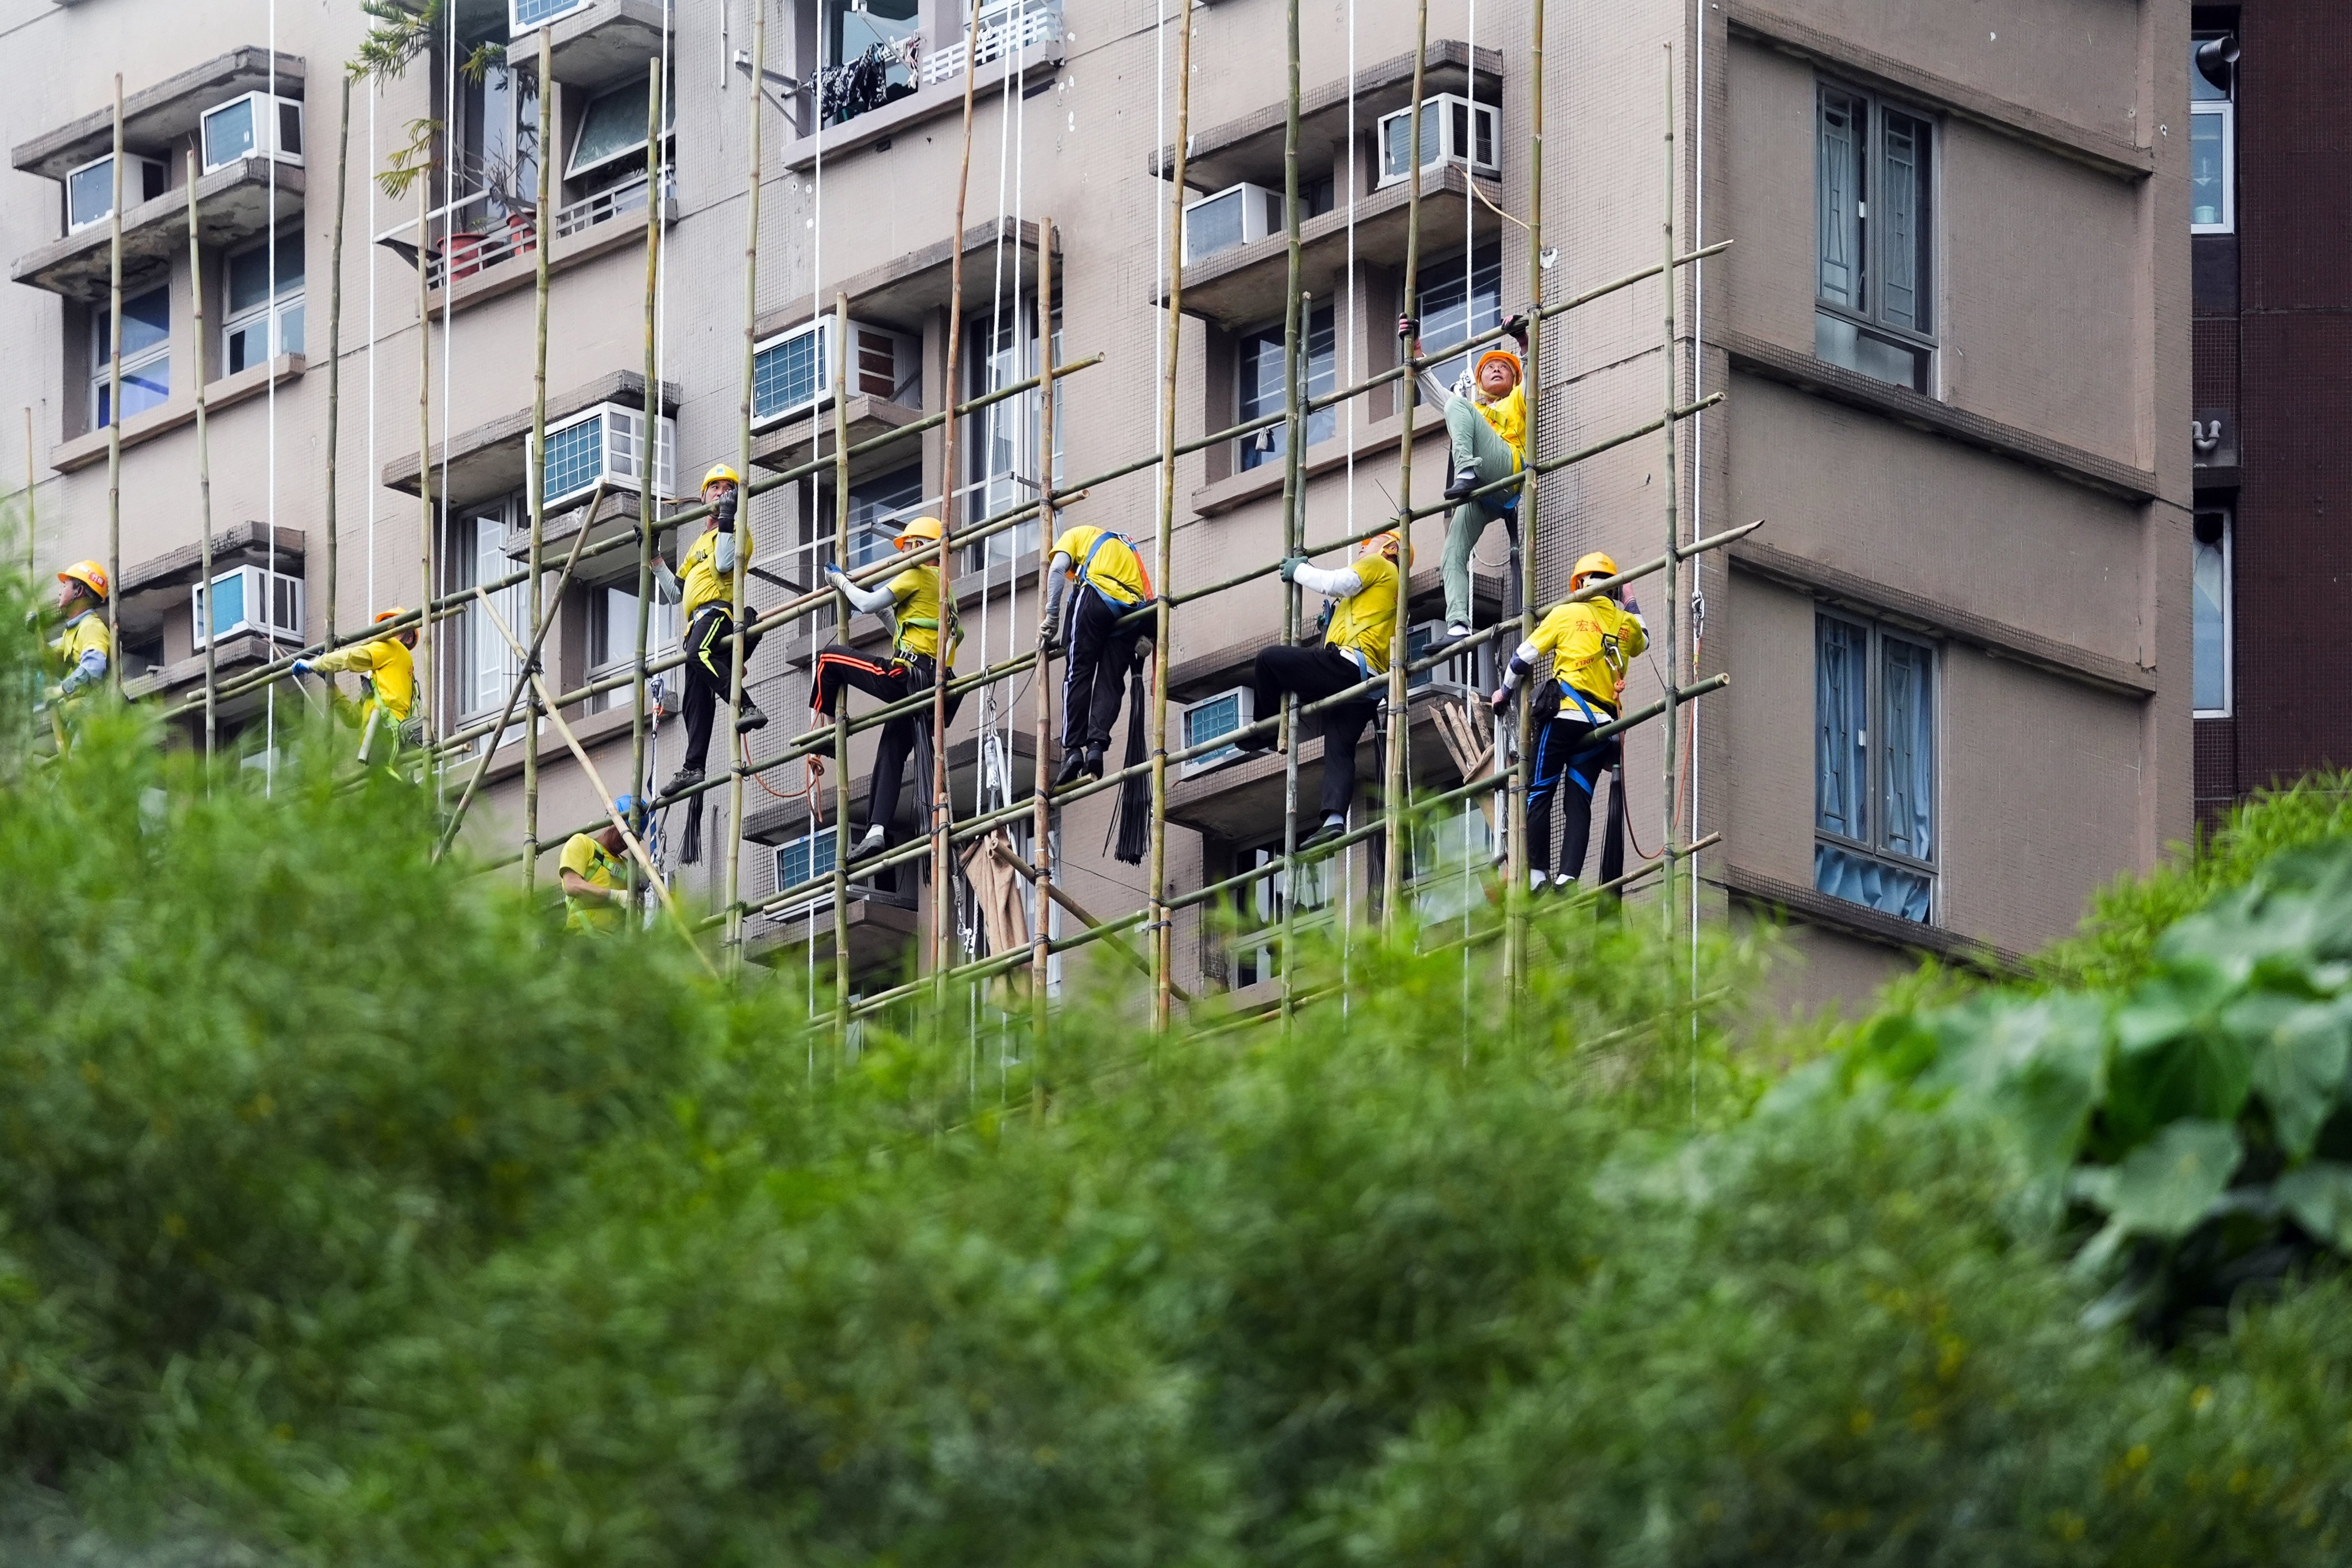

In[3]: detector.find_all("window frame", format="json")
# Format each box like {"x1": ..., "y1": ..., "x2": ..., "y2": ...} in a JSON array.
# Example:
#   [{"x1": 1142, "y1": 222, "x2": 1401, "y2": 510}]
[
  {"x1": 1225, "y1": 836, "x2": 1334, "y2": 989},
  {"x1": 961, "y1": 301, "x2": 1063, "y2": 565},
  {"x1": 2193, "y1": 507, "x2": 2234, "y2": 719},
  {"x1": 90, "y1": 284, "x2": 172, "y2": 430},
  {"x1": 223, "y1": 227, "x2": 306, "y2": 377},
  {"x1": 2189, "y1": 33, "x2": 2235, "y2": 237},
  {"x1": 1415, "y1": 240, "x2": 1504, "y2": 392},
  {"x1": 566, "y1": 71, "x2": 675, "y2": 182},
  {"x1": 1814, "y1": 607, "x2": 1940, "y2": 924},
  {"x1": 1235, "y1": 302, "x2": 1337, "y2": 472},
  {"x1": 452, "y1": 496, "x2": 526, "y2": 723},
  {"x1": 1814, "y1": 80, "x2": 1939, "y2": 395}
]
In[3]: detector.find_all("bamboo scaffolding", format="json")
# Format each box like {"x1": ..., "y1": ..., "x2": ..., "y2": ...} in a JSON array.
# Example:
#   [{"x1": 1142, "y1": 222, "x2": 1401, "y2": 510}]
[
  {"x1": 629, "y1": 58, "x2": 666, "y2": 824},
  {"x1": 414, "y1": 175, "x2": 435, "y2": 772},
  {"x1": 105, "y1": 77, "x2": 123, "y2": 698},
  {"x1": 20, "y1": 411, "x2": 33, "y2": 581},
  {"x1": 325, "y1": 75, "x2": 353, "y2": 653},
  {"x1": 1383, "y1": 0, "x2": 1431, "y2": 932},
  {"x1": 1507, "y1": 0, "x2": 1548, "y2": 1003},
  {"x1": 1029, "y1": 219, "x2": 1056, "y2": 1049},
  {"x1": 830, "y1": 287, "x2": 854, "y2": 1038},
  {"x1": 187, "y1": 153, "x2": 218, "y2": 764},
  {"x1": 523, "y1": 26, "x2": 556, "y2": 893},
  {"x1": 1658, "y1": 44, "x2": 1682, "y2": 956},
  {"x1": 721, "y1": 0, "x2": 767, "y2": 970},
  {"x1": 1275, "y1": 0, "x2": 1306, "y2": 1030}
]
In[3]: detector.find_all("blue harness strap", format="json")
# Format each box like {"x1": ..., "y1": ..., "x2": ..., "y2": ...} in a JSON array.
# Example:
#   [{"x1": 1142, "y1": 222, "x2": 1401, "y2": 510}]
[{"x1": 1080, "y1": 531, "x2": 1140, "y2": 610}]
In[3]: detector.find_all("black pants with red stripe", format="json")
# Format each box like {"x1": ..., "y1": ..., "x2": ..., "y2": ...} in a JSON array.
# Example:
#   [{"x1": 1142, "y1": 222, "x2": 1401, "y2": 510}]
[
  {"x1": 1062, "y1": 588, "x2": 1146, "y2": 752},
  {"x1": 681, "y1": 604, "x2": 765, "y2": 775},
  {"x1": 812, "y1": 646, "x2": 960, "y2": 843}
]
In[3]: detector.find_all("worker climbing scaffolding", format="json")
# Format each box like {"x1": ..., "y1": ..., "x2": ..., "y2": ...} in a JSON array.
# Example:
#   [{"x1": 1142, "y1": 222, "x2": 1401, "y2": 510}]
[
  {"x1": 296, "y1": 608, "x2": 418, "y2": 763},
  {"x1": 1436, "y1": 316, "x2": 1532, "y2": 640},
  {"x1": 1038, "y1": 523, "x2": 1153, "y2": 788},
  {"x1": 659, "y1": 464, "x2": 768, "y2": 801},
  {"x1": 46, "y1": 561, "x2": 111, "y2": 717}
]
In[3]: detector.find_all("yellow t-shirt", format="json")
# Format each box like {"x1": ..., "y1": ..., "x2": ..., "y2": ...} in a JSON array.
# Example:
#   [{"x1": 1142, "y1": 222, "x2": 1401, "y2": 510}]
[
  {"x1": 312, "y1": 636, "x2": 415, "y2": 722},
  {"x1": 679, "y1": 517, "x2": 753, "y2": 620},
  {"x1": 559, "y1": 833, "x2": 627, "y2": 934},
  {"x1": 888, "y1": 563, "x2": 949, "y2": 660},
  {"x1": 1051, "y1": 525, "x2": 1150, "y2": 605},
  {"x1": 52, "y1": 611, "x2": 110, "y2": 694},
  {"x1": 1324, "y1": 554, "x2": 1401, "y2": 676},
  {"x1": 1529, "y1": 596, "x2": 1648, "y2": 713},
  {"x1": 1478, "y1": 384, "x2": 1528, "y2": 470}
]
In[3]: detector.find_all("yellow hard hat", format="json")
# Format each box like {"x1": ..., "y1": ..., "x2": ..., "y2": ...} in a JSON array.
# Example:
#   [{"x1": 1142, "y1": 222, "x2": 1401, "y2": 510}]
[
  {"x1": 1362, "y1": 530, "x2": 1401, "y2": 561},
  {"x1": 57, "y1": 559, "x2": 109, "y2": 601},
  {"x1": 1570, "y1": 551, "x2": 1620, "y2": 588},
  {"x1": 701, "y1": 464, "x2": 742, "y2": 492},
  {"x1": 895, "y1": 515, "x2": 945, "y2": 548}
]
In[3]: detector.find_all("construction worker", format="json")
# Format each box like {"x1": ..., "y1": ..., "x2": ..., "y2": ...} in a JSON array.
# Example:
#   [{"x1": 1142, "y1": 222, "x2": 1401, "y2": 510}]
[
  {"x1": 1037, "y1": 522, "x2": 1153, "y2": 787},
  {"x1": 656, "y1": 464, "x2": 768, "y2": 798},
  {"x1": 48, "y1": 560, "x2": 111, "y2": 708},
  {"x1": 1438, "y1": 314, "x2": 1531, "y2": 639},
  {"x1": 1490, "y1": 551, "x2": 1647, "y2": 893},
  {"x1": 295, "y1": 608, "x2": 416, "y2": 755},
  {"x1": 558, "y1": 794, "x2": 644, "y2": 934},
  {"x1": 810, "y1": 515, "x2": 963, "y2": 862},
  {"x1": 1231, "y1": 530, "x2": 1401, "y2": 848}
]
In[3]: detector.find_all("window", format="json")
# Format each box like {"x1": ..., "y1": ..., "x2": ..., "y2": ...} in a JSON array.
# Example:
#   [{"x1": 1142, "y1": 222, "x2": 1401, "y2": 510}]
[
  {"x1": 193, "y1": 565, "x2": 305, "y2": 649},
  {"x1": 64, "y1": 152, "x2": 164, "y2": 234},
  {"x1": 1816, "y1": 83, "x2": 1935, "y2": 394},
  {"x1": 774, "y1": 827, "x2": 840, "y2": 897},
  {"x1": 225, "y1": 229, "x2": 304, "y2": 375},
  {"x1": 456, "y1": 59, "x2": 540, "y2": 223},
  {"x1": 2191, "y1": 36, "x2": 2235, "y2": 234},
  {"x1": 1237, "y1": 304, "x2": 1337, "y2": 470},
  {"x1": 586, "y1": 578, "x2": 681, "y2": 713},
  {"x1": 1416, "y1": 242, "x2": 1503, "y2": 391},
  {"x1": 2194, "y1": 509, "x2": 2233, "y2": 717},
  {"x1": 567, "y1": 72, "x2": 674, "y2": 183},
  {"x1": 1376, "y1": 93, "x2": 1500, "y2": 187},
  {"x1": 963, "y1": 303, "x2": 1063, "y2": 565},
  {"x1": 453, "y1": 500, "x2": 525, "y2": 719},
  {"x1": 91, "y1": 286, "x2": 171, "y2": 429},
  {"x1": 1816, "y1": 611, "x2": 1936, "y2": 922},
  {"x1": 1407, "y1": 800, "x2": 1492, "y2": 923},
  {"x1": 844, "y1": 465, "x2": 925, "y2": 571},
  {"x1": 511, "y1": 0, "x2": 589, "y2": 36},
  {"x1": 1227, "y1": 839, "x2": 1333, "y2": 988},
  {"x1": 1180, "y1": 686, "x2": 1254, "y2": 777},
  {"x1": 820, "y1": 0, "x2": 920, "y2": 124}
]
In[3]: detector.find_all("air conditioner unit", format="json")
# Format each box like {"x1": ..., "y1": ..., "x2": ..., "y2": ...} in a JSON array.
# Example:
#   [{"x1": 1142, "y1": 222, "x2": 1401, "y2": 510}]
[
  {"x1": 194, "y1": 565, "x2": 305, "y2": 650},
  {"x1": 752, "y1": 314, "x2": 921, "y2": 428},
  {"x1": 64, "y1": 152, "x2": 166, "y2": 234},
  {"x1": 509, "y1": 0, "x2": 591, "y2": 36},
  {"x1": 1376, "y1": 94, "x2": 1500, "y2": 187},
  {"x1": 201, "y1": 92, "x2": 304, "y2": 174},
  {"x1": 1183, "y1": 182, "x2": 1283, "y2": 265},
  {"x1": 529, "y1": 402, "x2": 679, "y2": 509},
  {"x1": 774, "y1": 828, "x2": 840, "y2": 899},
  {"x1": 1180, "y1": 685, "x2": 1256, "y2": 778},
  {"x1": 1405, "y1": 619, "x2": 1478, "y2": 693}
]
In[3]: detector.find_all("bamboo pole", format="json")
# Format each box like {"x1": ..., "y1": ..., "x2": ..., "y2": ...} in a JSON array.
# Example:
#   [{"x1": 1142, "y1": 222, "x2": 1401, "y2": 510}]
[
  {"x1": 104, "y1": 76, "x2": 123, "y2": 698},
  {"x1": 932, "y1": 0, "x2": 988, "y2": 997},
  {"x1": 186, "y1": 153, "x2": 218, "y2": 764},
  {"x1": 1275, "y1": 0, "x2": 1307, "y2": 1029},
  {"x1": 831, "y1": 288, "x2": 854, "y2": 1037},
  {"x1": 1384, "y1": 0, "x2": 1431, "y2": 930},
  {"x1": 1147, "y1": 0, "x2": 1199, "y2": 1030},
  {"x1": 1506, "y1": 0, "x2": 1547, "y2": 1001},
  {"x1": 325, "y1": 74, "x2": 353, "y2": 652},
  {"x1": 721, "y1": 0, "x2": 768, "y2": 971},
  {"x1": 1659, "y1": 44, "x2": 1681, "y2": 950},
  {"x1": 523, "y1": 26, "x2": 556, "y2": 893},
  {"x1": 1029, "y1": 220, "x2": 1056, "y2": 1051},
  {"x1": 21, "y1": 410, "x2": 33, "y2": 581},
  {"x1": 415, "y1": 176, "x2": 435, "y2": 773},
  {"x1": 631, "y1": 59, "x2": 665, "y2": 810}
]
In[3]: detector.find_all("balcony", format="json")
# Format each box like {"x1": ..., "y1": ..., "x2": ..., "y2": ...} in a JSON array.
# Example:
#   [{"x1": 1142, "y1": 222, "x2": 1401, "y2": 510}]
[
  {"x1": 13, "y1": 159, "x2": 304, "y2": 303},
  {"x1": 11, "y1": 47, "x2": 302, "y2": 186},
  {"x1": 410, "y1": 171, "x2": 674, "y2": 310},
  {"x1": 117, "y1": 523, "x2": 306, "y2": 706},
  {"x1": 541, "y1": 0, "x2": 671, "y2": 91},
  {"x1": 920, "y1": 0, "x2": 1063, "y2": 86},
  {"x1": 780, "y1": 0, "x2": 1064, "y2": 171}
]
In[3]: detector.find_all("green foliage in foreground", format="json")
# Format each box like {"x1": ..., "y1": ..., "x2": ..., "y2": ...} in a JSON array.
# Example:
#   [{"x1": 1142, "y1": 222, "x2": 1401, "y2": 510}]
[{"x1": 11, "y1": 634, "x2": 2352, "y2": 1561}]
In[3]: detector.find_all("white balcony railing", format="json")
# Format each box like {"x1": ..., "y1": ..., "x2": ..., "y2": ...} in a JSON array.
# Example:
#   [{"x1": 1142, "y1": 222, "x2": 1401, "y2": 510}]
[
  {"x1": 922, "y1": 0, "x2": 1063, "y2": 84},
  {"x1": 423, "y1": 175, "x2": 659, "y2": 289}
]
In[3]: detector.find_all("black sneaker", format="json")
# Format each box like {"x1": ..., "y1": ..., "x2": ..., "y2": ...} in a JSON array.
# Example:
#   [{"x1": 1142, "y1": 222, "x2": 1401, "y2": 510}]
[
  {"x1": 1301, "y1": 814, "x2": 1348, "y2": 849},
  {"x1": 1231, "y1": 729, "x2": 1276, "y2": 755},
  {"x1": 1443, "y1": 466, "x2": 1479, "y2": 503},
  {"x1": 735, "y1": 700, "x2": 769, "y2": 733},
  {"x1": 1083, "y1": 743, "x2": 1107, "y2": 780},
  {"x1": 1052, "y1": 749, "x2": 1088, "y2": 787},
  {"x1": 660, "y1": 766, "x2": 704, "y2": 799}
]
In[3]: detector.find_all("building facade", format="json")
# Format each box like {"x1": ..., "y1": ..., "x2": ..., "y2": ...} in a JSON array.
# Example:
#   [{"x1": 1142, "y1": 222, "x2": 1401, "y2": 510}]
[{"x1": 1, "y1": 0, "x2": 2191, "y2": 1009}]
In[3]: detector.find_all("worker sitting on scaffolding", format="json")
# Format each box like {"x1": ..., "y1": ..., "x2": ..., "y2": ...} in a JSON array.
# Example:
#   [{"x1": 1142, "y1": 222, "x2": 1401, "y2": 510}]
[
  {"x1": 1436, "y1": 313, "x2": 1531, "y2": 640},
  {"x1": 558, "y1": 794, "x2": 644, "y2": 935},
  {"x1": 656, "y1": 464, "x2": 768, "y2": 799},
  {"x1": 1231, "y1": 530, "x2": 1401, "y2": 849},
  {"x1": 1037, "y1": 522, "x2": 1153, "y2": 788},
  {"x1": 811, "y1": 514, "x2": 963, "y2": 864},
  {"x1": 1490, "y1": 550, "x2": 1647, "y2": 894},
  {"x1": 47, "y1": 560, "x2": 113, "y2": 715},
  {"x1": 295, "y1": 608, "x2": 417, "y2": 760}
]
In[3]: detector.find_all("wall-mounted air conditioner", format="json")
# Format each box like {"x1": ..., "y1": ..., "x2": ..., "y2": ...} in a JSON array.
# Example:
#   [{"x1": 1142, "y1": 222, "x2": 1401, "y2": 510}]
[
  {"x1": 529, "y1": 401, "x2": 678, "y2": 509},
  {"x1": 1180, "y1": 685, "x2": 1256, "y2": 778},
  {"x1": 510, "y1": 0, "x2": 592, "y2": 37},
  {"x1": 194, "y1": 565, "x2": 305, "y2": 650},
  {"x1": 64, "y1": 152, "x2": 166, "y2": 234},
  {"x1": 1376, "y1": 93, "x2": 1500, "y2": 187},
  {"x1": 201, "y1": 92, "x2": 304, "y2": 174},
  {"x1": 751, "y1": 314, "x2": 921, "y2": 427},
  {"x1": 1182, "y1": 182, "x2": 1283, "y2": 265}
]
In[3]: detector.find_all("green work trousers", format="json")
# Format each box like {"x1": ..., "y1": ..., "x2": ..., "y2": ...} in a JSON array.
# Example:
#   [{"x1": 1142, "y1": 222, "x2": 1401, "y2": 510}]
[{"x1": 1442, "y1": 396, "x2": 1520, "y2": 630}]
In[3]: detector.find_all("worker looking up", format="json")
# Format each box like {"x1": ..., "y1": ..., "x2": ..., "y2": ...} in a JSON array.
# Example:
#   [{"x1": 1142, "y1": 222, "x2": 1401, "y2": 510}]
[
  {"x1": 558, "y1": 794, "x2": 643, "y2": 935},
  {"x1": 1037, "y1": 523, "x2": 1153, "y2": 787},
  {"x1": 48, "y1": 560, "x2": 111, "y2": 708},
  {"x1": 1436, "y1": 314, "x2": 1531, "y2": 640},
  {"x1": 1231, "y1": 531, "x2": 1401, "y2": 849},
  {"x1": 810, "y1": 515, "x2": 963, "y2": 863},
  {"x1": 1490, "y1": 551, "x2": 1647, "y2": 893},
  {"x1": 295, "y1": 608, "x2": 416, "y2": 754},
  {"x1": 657, "y1": 465, "x2": 768, "y2": 798}
]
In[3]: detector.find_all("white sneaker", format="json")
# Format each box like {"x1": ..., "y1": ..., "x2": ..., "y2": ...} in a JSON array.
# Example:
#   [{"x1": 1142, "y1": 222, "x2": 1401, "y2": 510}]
[
  {"x1": 1529, "y1": 868, "x2": 1547, "y2": 893},
  {"x1": 1552, "y1": 872, "x2": 1579, "y2": 893},
  {"x1": 1446, "y1": 623, "x2": 1472, "y2": 640},
  {"x1": 852, "y1": 823, "x2": 887, "y2": 859}
]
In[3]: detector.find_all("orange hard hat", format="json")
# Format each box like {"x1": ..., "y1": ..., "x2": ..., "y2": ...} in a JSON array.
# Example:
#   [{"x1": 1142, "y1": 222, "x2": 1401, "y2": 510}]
[
  {"x1": 372, "y1": 607, "x2": 406, "y2": 624},
  {"x1": 1476, "y1": 348, "x2": 1523, "y2": 385},
  {"x1": 57, "y1": 559, "x2": 109, "y2": 601},
  {"x1": 1362, "y1": 530, "x2": 1401, "y2": 561}
]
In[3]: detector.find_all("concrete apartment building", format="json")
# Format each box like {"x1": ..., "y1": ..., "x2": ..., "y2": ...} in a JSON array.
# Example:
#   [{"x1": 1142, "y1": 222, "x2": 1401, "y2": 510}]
[
  {"x1": 1, "y1": 0, "x2": 2189, "y2": 1007},
  {"x1": 2187, "y1": 2, "x2": 2350, "y2": 824}
]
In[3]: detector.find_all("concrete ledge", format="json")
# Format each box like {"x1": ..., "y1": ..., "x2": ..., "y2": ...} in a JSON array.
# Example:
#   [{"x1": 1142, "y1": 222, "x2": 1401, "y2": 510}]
[
  {"x1": 752, "y1": 218, "x2": 1046, "y2": 338},
  {"x1": 52, "y1": 355, "x2": 304, "y2": 473},
  {"x1": 14, "y1": 159, "x2": 304, "y2": 302},
  {"x1": 13, "y1": 47, "x2": 305, "y2": 179},
  {"x1": 382, "y1": 367, "x2": 680, "y2": 500},
  {"x1": 1719, "y1": 862, "x2": 2027, "y2": 976},
  {"x1": 119, "y1": 521, "x2": 305, "y2": 598},
  {"x1": 780, "y1": 44, "x2": 1063, "y2": 174}
]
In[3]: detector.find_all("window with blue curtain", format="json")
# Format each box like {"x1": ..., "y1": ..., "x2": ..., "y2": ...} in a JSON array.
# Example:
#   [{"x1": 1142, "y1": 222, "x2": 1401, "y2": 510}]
[
  {"x1": 1815, "y1": 609, "x2": 1936, "y2": 922},
  {"x1": 1237, "y1": 304, "x2": 1336, "y2": 470},
  {"x1": 1813, "y1": 82, "x2": 1935, "y2": 394}
]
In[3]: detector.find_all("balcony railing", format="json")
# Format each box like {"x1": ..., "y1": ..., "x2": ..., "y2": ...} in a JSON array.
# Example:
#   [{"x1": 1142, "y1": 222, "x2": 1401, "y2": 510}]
[
  {"x1": 421, "y1": 173, "x2": 657, "y2": 290},
  {"x1": 922, "y1": 0, "x2": 1062, "y2": 85}
]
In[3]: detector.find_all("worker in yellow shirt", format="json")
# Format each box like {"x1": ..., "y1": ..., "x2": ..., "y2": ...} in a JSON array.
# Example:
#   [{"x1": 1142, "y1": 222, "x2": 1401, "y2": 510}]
[
  {"x1": 47, "y1": 559, "x2": 113, "y2": 713},
  {"x1": 1037, "y1": 523, "x2": 1154, "y2": 786},
  {"x1": 1436, "y1": 314, "x2": 1531, "y2": 639},
  {"x1": 655, "y1": 465, "x2": 768, "y2": 798},
  {"x1": 1231, "y1": 531, "x2": 1401, "y2": 848},
  {"x1": 1490, "y1": 551, "x2": 1648, "y2": 893},
  {"x1": 810, "y1": 515, "x2": 963, "y2": 863},
  {"x1": 296, "y1": 608, "x2": 417, "y2": 758},
  {"x1": 558, "y1": 794, "x2": 643, "y2": 934}
]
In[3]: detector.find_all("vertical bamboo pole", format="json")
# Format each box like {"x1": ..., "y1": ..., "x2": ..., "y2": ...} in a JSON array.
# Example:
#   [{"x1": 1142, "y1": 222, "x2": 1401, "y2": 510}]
[
  {"x1": 723, "y1": 0, "x2": 767, "y2": 967},
  {"x1": 523, "y1": 27, "x2": 555, "y2": 893},
  {"x1": 1383, "y1": 5, "x2": 1431, "y2": 929},
  {"x1": 325, "y1": 75, "x2": 353, "y2": 653},
  {"x1": 1271, "y1": 0, "x2": 1306, "y2": 1029},
  {"x1": 631, "y1": 59, "x2": 665, "y2": 809},
  {"x1": 415, "y1": 177, "x2": 435, "y2": 764},
  {"x1": 831, "y1": 288, "x2": 854, "y2": 1034},
  {"x1": 929, "y1": 0, "x2": 987, "y2": 1000},
  {"x1": 1658, "y1": 44, "x2": 1681, "y2": 950},
  {"x1": 104, "y1": 77, "x2": 123, "y2": 697},
  {"x1": 1148, "y1": 0, "x2": 1199, "y2": 1030},
  {"x1": 21, "y1": 410, "x2": 34, "y2": 581},
  {"x1": 1506, "y1": 0, "x2": 1546, "y2": 1000},
  {"x1": 1029, "y1": 220, "x2": 1056, "y2": 1051},
  {"x1": 187, "y1": 153, "x2": 218, "y2": 764}
]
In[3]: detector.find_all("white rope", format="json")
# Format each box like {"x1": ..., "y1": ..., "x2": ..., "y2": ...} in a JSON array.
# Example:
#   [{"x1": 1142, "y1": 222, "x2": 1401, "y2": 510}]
[
  {"x1": 366, "y1": 79, "x2": 377, "y2": 616},
  {"x1": 264, "y1": 0, "x2": 279, "y2": 793}
]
